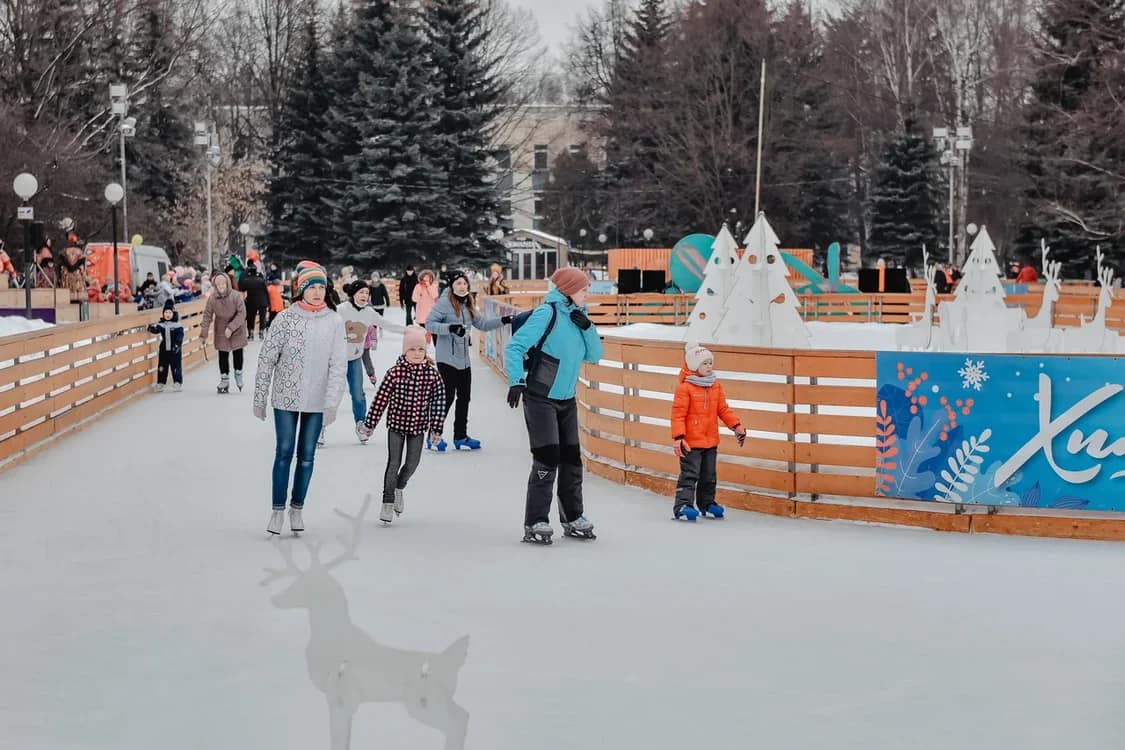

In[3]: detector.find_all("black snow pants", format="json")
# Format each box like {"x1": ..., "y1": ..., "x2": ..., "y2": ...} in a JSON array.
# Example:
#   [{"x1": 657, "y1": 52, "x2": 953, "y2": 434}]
[
  {"x1": 522, "y1": 394, "x2": 584, "y2": 526},
  {"x1": 674, "y1": 447, "x2": 718, "y2": 512},
  {"x1": 157, "y1": 348, "x2": 183, "y2": 385}
]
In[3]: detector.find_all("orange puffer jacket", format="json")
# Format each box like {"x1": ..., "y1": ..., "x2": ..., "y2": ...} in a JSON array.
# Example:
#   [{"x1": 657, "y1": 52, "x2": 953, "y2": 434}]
[{"x1": 670, "y1": 368, "x2": 741, "y2": 449}]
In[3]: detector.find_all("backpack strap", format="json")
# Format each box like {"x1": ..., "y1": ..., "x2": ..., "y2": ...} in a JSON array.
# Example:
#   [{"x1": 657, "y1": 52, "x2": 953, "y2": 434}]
[{"x1": 532, "y1": 303, "x2": 558, "y2": 355}]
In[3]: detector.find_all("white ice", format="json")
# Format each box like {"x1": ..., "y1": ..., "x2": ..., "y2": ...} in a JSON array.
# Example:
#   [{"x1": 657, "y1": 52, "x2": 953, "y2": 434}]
[{"x1": 3, "y1": 308, "x2": 1124, "y2": 749}]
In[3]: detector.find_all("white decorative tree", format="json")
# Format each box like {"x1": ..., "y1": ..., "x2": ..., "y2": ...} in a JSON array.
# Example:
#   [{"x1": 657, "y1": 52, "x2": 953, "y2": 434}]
[
  {"x1": 954, "y1": 225, "x2": 1007, "y2": 305},
  {"x1": 685, "y1": 223, "x2": 740, "y2": 343},
  {"x1": 710, "y1": 213, "x2": 809, "y2": 347}
]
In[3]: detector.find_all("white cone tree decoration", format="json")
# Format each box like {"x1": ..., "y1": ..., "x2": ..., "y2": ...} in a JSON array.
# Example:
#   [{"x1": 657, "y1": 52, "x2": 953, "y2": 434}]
[
  {"x1": 955, "y1": 225, "x2": 1007, "y2": 305},
  {"x1": 709, "y1": 213, "x2": 809, "y2": 347},
  {"x1": 685, "y1": 223, "x2": 740, "y2": 342}
]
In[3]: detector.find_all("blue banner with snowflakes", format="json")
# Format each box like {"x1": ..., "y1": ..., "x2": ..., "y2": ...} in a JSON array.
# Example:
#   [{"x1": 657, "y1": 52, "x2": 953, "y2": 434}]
[{"x1": 874, "y1": 352, "x2": 1125, "y2": 512}]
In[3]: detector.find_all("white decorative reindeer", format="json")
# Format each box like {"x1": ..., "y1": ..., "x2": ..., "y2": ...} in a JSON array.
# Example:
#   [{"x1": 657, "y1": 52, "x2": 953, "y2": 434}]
[
  {"x1": 1062, "y1": 247, "x2": 1117, "y2": 354},
  {"x1": 1008, "y1": 240, "x2": 1063, "y2": 352},
  {"x1": 896, "y1": 247, "x2": 937, "y2": 350},
  {"x1": 262, "y1": 495, "x2": 470, "y2": 750}
]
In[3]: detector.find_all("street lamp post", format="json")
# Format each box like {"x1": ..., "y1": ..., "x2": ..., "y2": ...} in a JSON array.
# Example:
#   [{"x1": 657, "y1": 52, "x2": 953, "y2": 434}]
[
  {"x1": 194, "y1": 122, "x2": 221, "y2": 278},
  {"x1": 239, "y1": 222, "x2": 251, "y2": 262},
  {"x1": 932, "y1": 126, "x2": 974, "y2": 265},
  {"x1": 110, "y1": 84, "x2": 137, "y2": 241},
  {"x1": 13, "y1": 173, "x2": 39, "y2": 319},
  {"x1": 105, "y1": 183, "x2": 124, "y2": 315}
]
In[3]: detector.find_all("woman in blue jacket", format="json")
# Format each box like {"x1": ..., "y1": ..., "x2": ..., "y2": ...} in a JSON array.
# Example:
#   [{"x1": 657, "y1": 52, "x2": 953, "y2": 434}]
[{"x1": 504, "y1": 267, "x2": 603, "y2": 544}]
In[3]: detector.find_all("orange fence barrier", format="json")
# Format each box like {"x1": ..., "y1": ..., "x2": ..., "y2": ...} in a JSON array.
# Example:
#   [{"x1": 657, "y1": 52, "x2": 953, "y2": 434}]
[
  {"x1": 476, "y1": 314, "x2": 1125, "y2": 541},
  {"x1": 0, "y1": 299, "x2": 211, "y2": 471}
]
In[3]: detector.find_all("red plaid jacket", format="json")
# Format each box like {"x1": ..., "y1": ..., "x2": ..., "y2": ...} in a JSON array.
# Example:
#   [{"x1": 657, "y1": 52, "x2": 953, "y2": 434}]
[{"x1": 365, "y1": 356, "x2": 446, "y2": 436}]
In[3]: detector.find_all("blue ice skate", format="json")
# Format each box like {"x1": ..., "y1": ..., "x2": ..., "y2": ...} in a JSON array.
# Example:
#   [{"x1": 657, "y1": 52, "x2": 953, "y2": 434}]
[
  {"x1": 702, "y1": 503, "x2": 725, "y2": 519},
  {"x1": 674, "y1": 505, "x2": 699, "y2": 522}
]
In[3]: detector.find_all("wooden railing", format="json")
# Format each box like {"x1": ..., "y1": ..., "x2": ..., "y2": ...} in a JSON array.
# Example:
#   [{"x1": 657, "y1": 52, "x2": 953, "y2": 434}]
[
  {"x1": 0, "y1": 299, "x2": 211, "y2": 470},
  {"x1": 489, "y1": 293, "x2": 695, "y2": 326},
  {"x1": 573, "y1": 338, "x2": 1125, "y2": 540}
]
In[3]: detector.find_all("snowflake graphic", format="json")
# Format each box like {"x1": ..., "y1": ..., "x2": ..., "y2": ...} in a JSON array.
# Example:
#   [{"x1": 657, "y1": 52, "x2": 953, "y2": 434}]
[{"x1": 958, "y1": 359, "x2": 990, "y2": 391}]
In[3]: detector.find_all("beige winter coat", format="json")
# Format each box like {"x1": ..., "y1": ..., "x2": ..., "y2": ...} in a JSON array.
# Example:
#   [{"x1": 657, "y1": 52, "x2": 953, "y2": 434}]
[{"x1": 201, "y1": 288, "x2": 248, "y2": 351}]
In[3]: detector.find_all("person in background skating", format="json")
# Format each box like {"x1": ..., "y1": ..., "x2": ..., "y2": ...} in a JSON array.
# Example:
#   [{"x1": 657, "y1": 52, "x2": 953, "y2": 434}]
[
  {"x1": 670, "y1": 343, "x2": 747, "y2": 521},
  {"x1": 425, "y1": 271, "x2": 509, "y2": 452},
  {"x1": 253, "y1": 262, "x2": 347, "y2": 535},
  {"x1": 240, "y1": 262, "x2": 270, "y2": 340},
  {"x1": 148, "y1": 299, "x2": 184, "y2": 393},
  {"x1": 485, "y1": 263, "x2": 509, "y2": 296},
  {"x1": 362, "y1": 326, "x2": 446, "y2": 524},
  {"x1": 1015, "y1": 260, "x2": 1039, "y2": 284},
  {"x1": 200, "y1": 270, "x2": 249, "y2": 393},
  {"x1": 338, "y1": 280, "x2": 406, "y2": 444},
  {"x1": 369, "y1": 273, "x2": 390, "y2": 314},
  {"x1": 266, "y1": 277, "x2": 285, "y2": 326},
  {"x1": 412, "y1": 269, "x2": 439, "y2": 328},
  {"x1": 505, "y1": 267, "x2": 603, "y2": 544},
  {"x1": 400, "y1": 265, "x2": 418, "y2": 325}
]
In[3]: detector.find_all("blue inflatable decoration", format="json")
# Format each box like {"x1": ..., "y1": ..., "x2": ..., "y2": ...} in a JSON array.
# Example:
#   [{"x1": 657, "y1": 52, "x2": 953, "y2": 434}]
[{"x1": 669, "y1": 234, "x2": 716, "y2": 294}]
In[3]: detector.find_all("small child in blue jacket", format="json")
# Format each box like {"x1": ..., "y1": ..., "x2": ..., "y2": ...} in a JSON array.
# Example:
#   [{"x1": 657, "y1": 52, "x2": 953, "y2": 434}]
[{"x1": 148, "y1": 299, "x2": 184, "y2": 392}]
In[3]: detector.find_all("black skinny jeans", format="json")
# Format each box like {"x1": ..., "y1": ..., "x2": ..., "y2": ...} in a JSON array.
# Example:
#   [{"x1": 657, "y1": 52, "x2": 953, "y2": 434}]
[{"x1": 437, "y1": 363, "x2": 472, "y2": 440}]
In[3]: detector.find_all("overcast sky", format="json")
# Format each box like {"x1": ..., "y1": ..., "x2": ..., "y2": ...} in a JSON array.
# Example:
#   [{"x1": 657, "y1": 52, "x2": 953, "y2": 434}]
[
  {"x1": 514, "y1": 0, "x2": 843, "y2": 55},
  {"x1": 512, "y1": 0, "x2": 599, "y2": 54}
]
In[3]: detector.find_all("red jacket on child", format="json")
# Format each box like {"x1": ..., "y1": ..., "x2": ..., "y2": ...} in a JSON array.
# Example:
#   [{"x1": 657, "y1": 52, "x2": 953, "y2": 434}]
[{"x1": 670, "y1": 368, "x2": 741, "y2": 449}]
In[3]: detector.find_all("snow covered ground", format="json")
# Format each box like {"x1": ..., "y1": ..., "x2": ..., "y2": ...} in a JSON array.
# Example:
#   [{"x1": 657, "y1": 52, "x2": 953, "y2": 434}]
[
  {"x1": 3, "y1": 308, "x2": 1125, "y2": 749},
  {"x1": 0, "y1": 314, "x2": 52, "y2": 338},
  {"x1": 600, "y1": 320, "x2": 901, "y2": 350}
]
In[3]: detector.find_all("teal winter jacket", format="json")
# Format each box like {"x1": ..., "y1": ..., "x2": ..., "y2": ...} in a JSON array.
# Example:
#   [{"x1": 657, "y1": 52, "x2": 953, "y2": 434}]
[{"x1": 504, "y1": 288, "x2": 603, "y2": 400}]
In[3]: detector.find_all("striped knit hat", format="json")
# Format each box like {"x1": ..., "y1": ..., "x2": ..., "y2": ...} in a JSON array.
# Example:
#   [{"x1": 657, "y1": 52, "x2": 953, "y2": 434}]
[{"x1": 295, "y1": 261, "x2": 327, "y2": 296}]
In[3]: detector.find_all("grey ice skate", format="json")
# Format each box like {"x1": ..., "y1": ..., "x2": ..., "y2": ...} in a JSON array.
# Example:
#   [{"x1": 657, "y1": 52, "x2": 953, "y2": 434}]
[
  {"x1": 522, "y1": 522, "x2": 554, "y2": 545},
  {"x1": 288, "y1": 508, "x2": 304, "y2": 534},
  {"x1": 562, "y1": 515, "x2": 596, "y2": 540},
  {"x1": 379, "y1": 502, "x2": 395, "y2": 524}
]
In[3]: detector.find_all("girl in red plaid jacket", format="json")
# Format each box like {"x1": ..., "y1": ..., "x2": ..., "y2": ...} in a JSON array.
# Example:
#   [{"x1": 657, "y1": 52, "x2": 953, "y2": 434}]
[{"x1": 364, "y1": 326, "x2": 446, "y2": 523}]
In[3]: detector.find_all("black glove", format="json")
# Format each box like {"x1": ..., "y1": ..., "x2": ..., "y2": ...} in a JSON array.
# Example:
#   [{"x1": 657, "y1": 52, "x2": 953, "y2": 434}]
[
  {"x1": 570, "y1": 309, "x2": 592, "y2": 330},
  {"x1": 501, "y1": 315, "x2": 512, "y2": 325},
  {"x1": 507, "y1": 384, "x2": 525, "y2": 409},
  {"x1": 449, "y1": 324, "x2": 466, "y2": 337}
]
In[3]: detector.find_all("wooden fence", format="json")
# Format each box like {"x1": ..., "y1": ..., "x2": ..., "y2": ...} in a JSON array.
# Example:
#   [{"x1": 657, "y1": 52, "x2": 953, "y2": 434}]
[
  {"x1": 475, "y1": 317, "x2": 1125, "y2": 541},
  {"x1": 0, "y1": 299, "x2": 210, "y2": 471}
]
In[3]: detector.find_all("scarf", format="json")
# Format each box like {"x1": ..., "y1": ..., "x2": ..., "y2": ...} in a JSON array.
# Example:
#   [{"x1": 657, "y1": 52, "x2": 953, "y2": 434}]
[
  {"x1": 297, "y1": 300, "x2": 327, "y2": 312},
  {"x1": 685, "y1": 373, "x2": 717, "y2": 388}
]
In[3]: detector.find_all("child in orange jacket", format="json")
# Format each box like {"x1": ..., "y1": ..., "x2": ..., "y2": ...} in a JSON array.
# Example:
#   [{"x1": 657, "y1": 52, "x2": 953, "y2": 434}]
[{"x1": 670, "y1": 342, "x2": 746, "y2": 521}]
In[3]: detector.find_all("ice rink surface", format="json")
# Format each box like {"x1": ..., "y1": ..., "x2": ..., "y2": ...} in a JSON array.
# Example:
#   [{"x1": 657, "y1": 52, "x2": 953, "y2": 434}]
[{"x1": 3, "y1": 309, "x2": 1124, "y2": 749}]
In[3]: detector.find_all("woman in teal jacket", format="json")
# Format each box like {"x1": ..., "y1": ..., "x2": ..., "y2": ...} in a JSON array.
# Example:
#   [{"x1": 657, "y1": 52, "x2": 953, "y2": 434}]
[{"x1": 504, "y1": 267, "x2": 603, "y2": 544}]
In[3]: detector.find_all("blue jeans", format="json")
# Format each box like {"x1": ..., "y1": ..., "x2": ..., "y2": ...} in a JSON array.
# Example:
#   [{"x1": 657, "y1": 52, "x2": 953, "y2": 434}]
[
  {"x1": 346, "y1": 358, "x2": 367, "y2": 423},
  {"x1": 272, "y1": 410, "x2": 324, "y2": 509}
]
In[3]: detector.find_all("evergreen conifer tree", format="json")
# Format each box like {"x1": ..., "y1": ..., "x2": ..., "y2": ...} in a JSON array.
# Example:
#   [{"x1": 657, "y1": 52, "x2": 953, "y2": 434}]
[
  {"x1": 265, "y1": 11, "x2": 332, "y2": 267},
  {"x1": 344, "y1": 4, "x2": 451, "y2": 269},
  {"x1": 1017, "y1": 0, "x2": 1125, "y2": 268},
  {"x1": 423, "y1": 0, "x2": 507, "y2": 266},
  {"x1": 867, "y1": 115, "x2": 940, "y2": 266}
]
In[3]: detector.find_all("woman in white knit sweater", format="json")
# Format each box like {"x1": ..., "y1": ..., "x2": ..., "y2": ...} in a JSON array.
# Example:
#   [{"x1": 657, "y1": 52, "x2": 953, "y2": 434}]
[
  {"x1": 253, "y1": 262, "x2": 347, "y2": 536},
  {"x1": 337, "y1": 280, "x2": 405, "y2": 444}
]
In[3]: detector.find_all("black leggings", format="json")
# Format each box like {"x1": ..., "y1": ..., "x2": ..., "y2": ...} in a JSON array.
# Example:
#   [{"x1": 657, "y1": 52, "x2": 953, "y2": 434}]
[
  {"x1": 437, "y1": 363, "x2": 472, "y2": 440},
  {"x1": 218, "y1": 349, "x2": 244, "y2": 375}
]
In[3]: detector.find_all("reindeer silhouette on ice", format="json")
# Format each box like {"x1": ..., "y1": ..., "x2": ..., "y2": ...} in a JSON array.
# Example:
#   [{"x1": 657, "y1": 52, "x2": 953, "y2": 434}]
[{"x1": 261, "y1": 494, "x2": 470, "y2": 750}]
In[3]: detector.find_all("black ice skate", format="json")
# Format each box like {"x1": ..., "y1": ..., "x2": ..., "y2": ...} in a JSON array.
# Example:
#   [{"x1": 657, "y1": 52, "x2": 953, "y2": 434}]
[
  {"x1": 522, "y1": 522, "x2": 553, "y2": 545},
  {"x1": 562, "y1": 516, "x2": 596, "y2": 540}
]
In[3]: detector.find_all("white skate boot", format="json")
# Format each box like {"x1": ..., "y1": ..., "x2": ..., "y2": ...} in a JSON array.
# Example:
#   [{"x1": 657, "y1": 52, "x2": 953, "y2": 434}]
[
  {"x1": 267, "y1": 509, "x2": 285, "y2": 535},
  {"x1": 234, "y1": 370, "x2": 244, "y2": 391},
  {"x1": 153, "y1": 383, "x2": 165, "y2": 393},
  {"x1": 356, "y1": 421, "x2": 369, "y2": 444},
  {"x1": 288, "y1": 508, "x2": 304, "y2": 533},
  {"x1": 379, "y1": 502, "x2": 395, "y2": 524}
]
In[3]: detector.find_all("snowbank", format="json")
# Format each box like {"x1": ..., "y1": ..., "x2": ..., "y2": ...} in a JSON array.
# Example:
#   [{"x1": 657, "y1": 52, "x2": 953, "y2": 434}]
[
  {"x1": 0, "y1": 316, "x2": 52, "y2": 339},
  {"x1": 599, "y1": 321, "x2": 901, "y2": 351}
]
